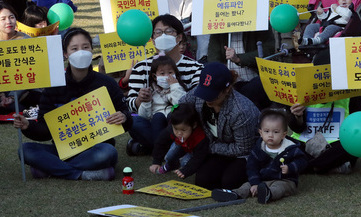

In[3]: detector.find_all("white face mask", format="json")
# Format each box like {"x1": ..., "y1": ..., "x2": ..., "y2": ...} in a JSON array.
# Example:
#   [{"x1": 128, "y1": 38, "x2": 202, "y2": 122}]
[
  {"x1": 68, "y1": 50, "x2": 93, "y2": 69},
  {"x1": 156, "y1": 76, "x2": 170, "y2": 89},
  {"x1": 154, "y1": 34, "x2": 177, "y2": 53}
]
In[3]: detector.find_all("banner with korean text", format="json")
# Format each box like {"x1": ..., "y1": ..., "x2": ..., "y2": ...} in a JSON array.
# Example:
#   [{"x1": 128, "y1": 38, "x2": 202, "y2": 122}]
[
  {"x1": 257, "y1": 58, "x2": 361, "y2": 106},
  {"x1": 192, "y1": 0, "x2": 269, "y2": 35},
  {"x1": 136, "y1": 180, "x2": 211, "y2": 200},
  {"x1": 99, "y1": 0, "x2": 169, "y2": 33},
  {"x1": 330, "y1": 37, "x2": 361, "y2": 90},
  {"x1": 269, "y1": 0, "x2": 310, "y2": 21},
  {"x1": 88, "y1": 205, "x2": 199, "y2": 217},
  {"x1": 44, "y1": 86, "x2": 125, "y2": 160},
  {"x1": 17, "y1": 21, "x2": 59, "y2": 37},
  {"x1": 0, "y1": 35, "x2": 65, "y2": 92},
  {"x1": 98, "y1": 32, "x2": 156, "y2": 73}
]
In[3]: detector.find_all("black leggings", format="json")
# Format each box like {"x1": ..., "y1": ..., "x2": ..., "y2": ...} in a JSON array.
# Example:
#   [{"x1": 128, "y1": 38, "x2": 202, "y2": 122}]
[{"x1": 195, "y1": 154, "x2": 247, "y2": 190}]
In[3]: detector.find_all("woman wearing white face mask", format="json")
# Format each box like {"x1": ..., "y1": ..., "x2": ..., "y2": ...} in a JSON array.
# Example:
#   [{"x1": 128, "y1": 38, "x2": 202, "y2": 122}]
[
  {"x1": 13, "y1": 28, "x2": 133, "y2": 181},
  {"x1": 127, "y1": 14, "x2": 203, "y2": 156}
]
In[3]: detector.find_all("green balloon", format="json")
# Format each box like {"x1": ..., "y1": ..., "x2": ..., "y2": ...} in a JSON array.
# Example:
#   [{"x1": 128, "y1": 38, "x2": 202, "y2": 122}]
[
  {"x1": 47, "y1": 3, "x2": 74, "y2": 31},
  {"x1": 116, "y1": 9, "x2": 152, "y2": 46},
  {"x1": 340, "y1": 112, "x2": 361, "y2": 157},
  {"x1": 270, "y1": 4, "x2": 299, "y2": 33}
]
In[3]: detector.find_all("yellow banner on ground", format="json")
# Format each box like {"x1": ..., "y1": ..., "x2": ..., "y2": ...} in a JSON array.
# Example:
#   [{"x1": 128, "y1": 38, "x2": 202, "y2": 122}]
[
  {"x1": 257, "y1": 58, "x2": 361, "y2": 106},
  {"x1": 44, "y1": 86, "x2": 125, "y2": 160},
  {"x1": 0, "y1": 35, "x2": 65, "y2": 92},
  {"x1": 269, "y1": 0, "x2": 310, "y2": 20},
  {"x1": 192, "y1": 0, "x2": 269, "y2": 35},
  {"x1": 99, "y1": 32, "x2": 156, "y2": 73},
  {"x1": 104, "y1": 206, "x2": 192, "y2": 217},
  {"x1": 17, "y1": 21, "x2": 59, "y2": 37},
  {"x1": 136, "y1": 180, "x2": 211, "y2": 200}
]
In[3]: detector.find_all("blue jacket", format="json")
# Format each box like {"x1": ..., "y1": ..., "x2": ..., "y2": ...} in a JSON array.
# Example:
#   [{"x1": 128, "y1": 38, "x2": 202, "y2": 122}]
[
  {"x1": 247, "y1": 137, "x2": 308, "y2": 186},
  {"x1": 32, "y1": 0, "x2": 77, "y2": 12}
]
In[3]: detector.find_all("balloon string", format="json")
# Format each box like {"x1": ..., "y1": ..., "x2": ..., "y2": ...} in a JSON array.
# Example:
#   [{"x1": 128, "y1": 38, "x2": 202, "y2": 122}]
[
  {"x1": 297, "y1": 7, "x2": 331, "y2": 15},
  {"x1": 143, "y1": 45, "x2": 149, "y2": 87}
]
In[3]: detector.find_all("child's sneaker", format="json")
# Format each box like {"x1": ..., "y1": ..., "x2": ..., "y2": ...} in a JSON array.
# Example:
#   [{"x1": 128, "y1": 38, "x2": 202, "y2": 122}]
[
  {"x1": 156, "y1": 165, "x2": 168, "y2": 174},
  {"x1": 330, "y1": 161, "x2": 352, "y2": 174},
  {"x1": 257, "y1": 182, "x2": 271, "y2": 204},
  {"x1": 81, "y1": 167, "x2": 115, "y2": 181},
  {"x1": 212, "y1": 189, "x2": 239, "y2": 202}
]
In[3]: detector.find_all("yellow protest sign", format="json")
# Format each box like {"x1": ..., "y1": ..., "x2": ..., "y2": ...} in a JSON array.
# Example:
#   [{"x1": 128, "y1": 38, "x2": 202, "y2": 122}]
[
  {"x1": 136, "y1": 180, "x2": 211, "y2": 200},
  {"x1": 192, "y1": 0, "x2": 269, "y2": 35},
  {"x1": 0, "y1": 35, "x2": 65, "y2": 92},
  {"x1": 104, "y1": 206, "x2": 193, "y2": 217},
  {"x1": 99, "y1": 0, "x2": 169, "y2": 33},
  {"x1": 296, "y1": 65, "x2": 361, "y2": 105},
  {"x1": 44, "y1": 86, "x2": 125, "y2": 160},
  {"x1": 257, "y1": 58, "x2": 361, "y2": 106},
  {"x1": 99, "y1": 32, "x2": 156, "y2": 73},
  {"x1": 330, "y1": 37, "x2": 361, "y2": 90},
  {"x1": 17, "y1": 21, "x2": 59, "y2": 37},
  {"x1": 257, "y1": 58, "x2": 312, "y2": 106},
  {"x1": 269, "y1": 0, "x2": 310, "y2": 20},
  {"x1": 88, "y1": 205, "x2": 199, "y2": 217}
]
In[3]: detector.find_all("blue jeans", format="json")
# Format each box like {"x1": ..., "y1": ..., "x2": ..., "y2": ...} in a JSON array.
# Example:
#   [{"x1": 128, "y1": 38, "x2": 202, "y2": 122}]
[
  {"x1": 164, "y1": 143, "x2": 192, "y2": 170},
  {"x1": 19, "y1": 142, "x2": 118, "y2": 180},
  {"x1": 129, "y1": 112, "x2": 169, "y2": 153}
]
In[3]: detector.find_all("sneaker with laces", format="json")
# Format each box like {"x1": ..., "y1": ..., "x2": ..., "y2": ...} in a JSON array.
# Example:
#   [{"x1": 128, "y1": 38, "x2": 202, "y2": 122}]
[
  {"x1": 156, "y1": 165, "x2": 168, "y2": 174},
  {"x1": 212, "y1": 189, "x2": 239, "y2": 202},
  {"x1": 257, "y1": 182, "x2": 271, "y2": 204},
  {"x1": 81, "y1": 167, "x2": 115, "y2": 181}
]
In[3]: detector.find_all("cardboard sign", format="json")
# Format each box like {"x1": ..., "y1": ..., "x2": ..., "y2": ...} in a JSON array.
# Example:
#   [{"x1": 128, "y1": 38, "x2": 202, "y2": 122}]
[
  {"x1": 98, "y1": 32, "x2": 156, "y2": 73},
  {"x1": 0, "y1": 35, "x2": 65, "y2": 92},
  {"x1": 99, "y1": 0, "x2": 169, "y2": 33},
  {"x1": 257, "y1": 58, "x2": 361, "y2": 106},
  {"x1": 330, "y1": 37, "x2": 361, "y2": 90},
  {"x1": 192, "y1": 0, "x2": 269, "y2": 35},
  {"x1": 88, "y1": 205, "x2": 199, "y2": 217},
  {"x1": 17, "y1": 21, "x2": 59, "y2": 37},
  {"x1": 136, "y1": 180, "x2": 211, "y2": 200},
  {"x1": 269, "y1": 0, "x2": 310, "y2": 20},
  {"x1": 44, "y1": 86, "x2": 125, "y2": 160}
]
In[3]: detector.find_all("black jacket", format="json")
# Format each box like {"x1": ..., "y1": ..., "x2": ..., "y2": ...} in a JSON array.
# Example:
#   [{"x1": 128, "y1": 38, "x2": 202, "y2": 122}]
[{"x1": 22, "y1": 66, "x2": 132, "y2": 142}]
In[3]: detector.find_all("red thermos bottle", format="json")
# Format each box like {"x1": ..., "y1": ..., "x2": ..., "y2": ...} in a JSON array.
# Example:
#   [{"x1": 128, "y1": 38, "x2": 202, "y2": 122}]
[{"x1": 122, "y1": 167, "x2": 134, "y2": 194}]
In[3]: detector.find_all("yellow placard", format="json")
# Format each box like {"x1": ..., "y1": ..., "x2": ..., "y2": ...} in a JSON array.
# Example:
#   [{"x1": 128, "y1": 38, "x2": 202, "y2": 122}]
[
  {"x1": 257, "y1": 58, "x2": 361, "y2": 106},
  {"x1": 269, "y1": 0, "x2": 310, "y2": 20},
  {"x1": 296, "y1": 65, "x2": 361, "y2": 105},
  {"x1": 257, "y1": 58, "x2": 312, "y2": 106},
  {"x1": 104, "y1": 206, "x2": 192, "y2": 217},
  {"x1": 203, "y1": 0, "x2": 257, "y2": 33},
  {"x1": 136, "y1": 180, "x2": 211, "y2": 200},
  {"x1": 0, "y1": 36, "x2": 64, "y2": 92},
  {"x1": 99, "y1": 32, "x2": 156, "y2": 73},
  {"x1": 344, "y1": 37, "x2": 361, "y2": 89},
  {"x1": 44, "y1": 86, "x2": 125, "y2": 160},
  {"x1": 110, "y1": 0, "x2": 159, "y2": 31},
  {"x1": 17, "y1": 21, "x2": 59, "y2": 37}
]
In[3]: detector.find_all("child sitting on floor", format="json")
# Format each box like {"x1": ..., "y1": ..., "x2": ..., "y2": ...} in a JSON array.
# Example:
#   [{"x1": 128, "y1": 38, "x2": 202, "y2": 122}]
[
  {"x1": 212, "y1": 108, "x2": 308, "y2": 204},
  {"x1": 149, "y1": 103, "x2": 209, "y2": 179},
  {"x1": 300, "y1": 0, "x2": 352, "y2": 45}
]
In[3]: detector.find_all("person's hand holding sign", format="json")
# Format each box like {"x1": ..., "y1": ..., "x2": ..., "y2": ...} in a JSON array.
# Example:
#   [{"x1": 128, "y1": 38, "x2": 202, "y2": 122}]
[
  {"x1": 13, "y1": 114, "x2": 29, "y2": 130},
  {"x1": 106, "y1": 111, "x2": 127, "y2": 125},
  {"x1": 224, "y1": 46, "x2": 240, "y2": 64}
]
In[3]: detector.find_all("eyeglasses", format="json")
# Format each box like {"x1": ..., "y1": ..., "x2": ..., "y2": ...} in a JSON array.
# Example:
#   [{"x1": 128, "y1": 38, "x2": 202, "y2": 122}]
[{"x1": 153, "y1": 28, "x2": 176, "y2": 37}]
